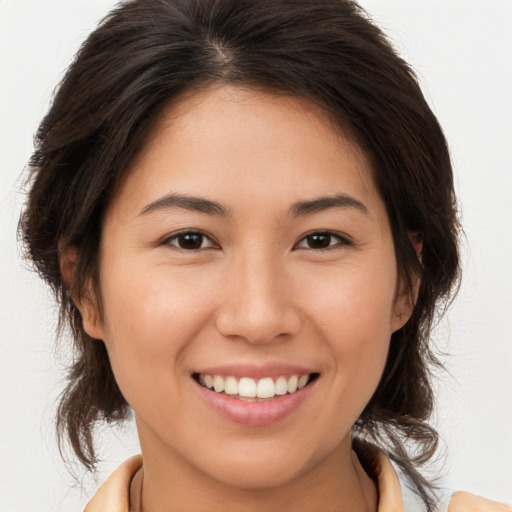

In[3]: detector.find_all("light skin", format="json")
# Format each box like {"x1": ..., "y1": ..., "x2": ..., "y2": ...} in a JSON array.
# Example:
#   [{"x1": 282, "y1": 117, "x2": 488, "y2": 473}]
[{"x1": 77, "y1": 85, "x2": 417, "y2": 511}]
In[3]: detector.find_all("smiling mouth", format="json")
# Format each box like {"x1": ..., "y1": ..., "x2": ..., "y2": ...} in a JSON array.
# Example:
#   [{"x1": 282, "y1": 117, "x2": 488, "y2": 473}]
[{"x1": 192, "y1": 373, "x2": 320, "y2": 401}]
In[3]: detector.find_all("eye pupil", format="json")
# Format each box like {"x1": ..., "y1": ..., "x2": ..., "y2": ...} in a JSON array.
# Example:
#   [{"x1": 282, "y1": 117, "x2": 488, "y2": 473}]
[
  {"x1": 178, "y1": 233, "x2": 203, "y2": 250},
  {"x1": 307, "y1": 234, "x2": 331, "y2": 249}
]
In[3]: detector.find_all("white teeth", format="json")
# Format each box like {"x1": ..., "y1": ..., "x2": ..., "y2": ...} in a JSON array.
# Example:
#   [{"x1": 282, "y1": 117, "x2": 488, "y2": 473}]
[
  {"x1": 224, "y1": 376, "x2": 238, "y2": 395},
  {"x1": 275, "y1": 376, "x2": 288, "y2": 395},
  {"x1": 204, "y1": 375, "x2": 214, "y2": 389},
  {"x1": 197, "y1": 373, "x2": 313, "y2": 399},
  {"x1": 298, "y1": 374, "x2": 309, "y2": 389},
  {"x1": 287, "y1": 375, "x2": 298, "y2": 393},
  {"x1": 257, "y1": 377, "x2": 275, "y2": 399},
  {"x1": 213, "y1": 375, "x2": 224, "y2": 393},
  {"x1": 238, "y1": 377, "x2": 257, "y2": 398}
]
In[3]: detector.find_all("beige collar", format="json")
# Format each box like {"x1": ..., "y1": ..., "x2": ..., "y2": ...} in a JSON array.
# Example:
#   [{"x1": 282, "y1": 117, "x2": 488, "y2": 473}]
[
  {"x1": 85, "y1": 455, "x2": 143, "y2": 512},
  {"x1": 84, "y1": 451, "x2": 511, "y2": 511},
  {"x1": 85, "y1": 450, "x2": 406, "y2": 512},
  {"x1": 373, "y1": 450, "x2": 404, "y2": 512}
]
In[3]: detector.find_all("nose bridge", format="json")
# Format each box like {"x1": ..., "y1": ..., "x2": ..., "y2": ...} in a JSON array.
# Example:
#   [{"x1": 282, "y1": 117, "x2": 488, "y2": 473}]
[{"x1": 215, "y1": 244, "x2": 299, "y2": 343}]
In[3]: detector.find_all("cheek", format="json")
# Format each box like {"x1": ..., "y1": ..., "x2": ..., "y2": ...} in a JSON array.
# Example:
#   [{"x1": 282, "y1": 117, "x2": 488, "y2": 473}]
[
  {"x1": 304, "y1": 260, "x2": 397, "y2": 339},
  {"x1": 301, "y1": 261, "x2": 396, "y2": 397},
  {"x1": 98, "y1": 262, "x2": 217, "y2": 390}
]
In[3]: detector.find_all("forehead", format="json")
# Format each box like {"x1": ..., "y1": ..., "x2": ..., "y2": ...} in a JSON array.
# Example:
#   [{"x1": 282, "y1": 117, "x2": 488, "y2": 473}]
[{"x1": 110, "y1": 85, "x2": 380, "y2": 218}]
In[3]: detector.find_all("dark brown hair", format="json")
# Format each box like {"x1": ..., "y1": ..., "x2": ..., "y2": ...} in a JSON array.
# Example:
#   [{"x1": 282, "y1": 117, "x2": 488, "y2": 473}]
[{"x1": 20, "y1": 0, "x2": 460, "y2": 509}]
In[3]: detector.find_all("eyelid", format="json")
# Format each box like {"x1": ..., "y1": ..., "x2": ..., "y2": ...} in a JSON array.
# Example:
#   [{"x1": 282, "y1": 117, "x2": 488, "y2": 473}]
[
  {"x1": 293, "y1": 230, "x2": 353, "y2": 250},
  {"x1": 158, "y1": 229, "x2": 351, "y2": 251},
  {"x1": 160, "y1": 229, "x2": 219, "y2": 250}
]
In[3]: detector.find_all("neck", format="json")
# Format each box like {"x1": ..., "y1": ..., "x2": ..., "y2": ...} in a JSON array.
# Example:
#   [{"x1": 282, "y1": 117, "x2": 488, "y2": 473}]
[{"x1": 131, "y1": 435, "x2": 378, "y2": 512}]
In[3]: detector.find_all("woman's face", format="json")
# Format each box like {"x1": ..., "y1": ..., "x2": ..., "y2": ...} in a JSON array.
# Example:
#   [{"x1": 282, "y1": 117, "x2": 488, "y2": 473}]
[{"x1": 84, "y1": 86, "x2": 410, "y2": 488}]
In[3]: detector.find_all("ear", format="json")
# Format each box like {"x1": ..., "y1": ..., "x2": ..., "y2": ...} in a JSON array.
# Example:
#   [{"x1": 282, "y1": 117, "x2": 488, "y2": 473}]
[
  {"x1": 391, "y1": 233, "x2": 423, "y2": 332},
  {"x1": 60, "y1": 247, "x2": 105, "y2": 340}
]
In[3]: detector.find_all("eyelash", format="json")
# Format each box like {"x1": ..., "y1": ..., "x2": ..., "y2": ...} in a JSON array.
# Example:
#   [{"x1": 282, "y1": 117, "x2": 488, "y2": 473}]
[
  {"x1": 161, "y1": 230, "x2": 352, "y2": 252},
  {"x1": 294, "y1": 231, "x2": 352, "y2": 251},
  {"x1": 162, "y1": 230, "x2": 219, "y2": 251}
]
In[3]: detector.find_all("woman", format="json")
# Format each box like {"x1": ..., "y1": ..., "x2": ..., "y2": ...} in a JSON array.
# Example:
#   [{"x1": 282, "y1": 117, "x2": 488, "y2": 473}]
[{"x1": 19, "y1": 0, "x2": 510, "y2": 510}]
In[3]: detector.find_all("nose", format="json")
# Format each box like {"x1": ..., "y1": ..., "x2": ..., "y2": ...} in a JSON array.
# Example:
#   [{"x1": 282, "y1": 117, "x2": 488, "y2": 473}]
[{"x1": 215, "y1": 250, "x2": 301, "y2": 344}]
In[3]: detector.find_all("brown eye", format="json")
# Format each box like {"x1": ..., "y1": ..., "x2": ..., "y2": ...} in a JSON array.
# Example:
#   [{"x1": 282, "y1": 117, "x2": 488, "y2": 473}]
[
  {"x1": 165, "y1": 231, "x2": 216, "y2": 251},
  {"x1": 305, "y1": 233, "x2": 332, "y2": 249},
  {"x1": 295, "y1": 231, "x2": 350, "y2": 250}
]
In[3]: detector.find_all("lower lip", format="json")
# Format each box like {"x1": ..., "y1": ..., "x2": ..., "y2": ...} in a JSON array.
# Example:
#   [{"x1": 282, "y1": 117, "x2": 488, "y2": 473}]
[{"x1": 193, "y1": 378, "x2": 316, "y2": 427}]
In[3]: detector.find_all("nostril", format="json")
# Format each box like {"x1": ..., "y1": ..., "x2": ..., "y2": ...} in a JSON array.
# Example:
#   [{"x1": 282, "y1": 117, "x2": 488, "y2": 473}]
[{"x1": 215, "y1": 309, "x2": 302, "y2": 345}]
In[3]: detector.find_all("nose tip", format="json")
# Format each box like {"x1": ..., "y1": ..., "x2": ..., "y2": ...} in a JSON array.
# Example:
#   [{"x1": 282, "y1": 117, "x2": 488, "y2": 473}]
[
  {"x1": 216, "y1": 304, "x2": 300, "y2": 345},
  {"x1": 214, "y1": 263, "x2": 301, "y2": 344}
]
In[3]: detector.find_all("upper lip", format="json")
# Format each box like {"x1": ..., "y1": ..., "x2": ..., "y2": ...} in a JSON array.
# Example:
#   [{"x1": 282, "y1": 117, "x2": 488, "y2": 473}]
[{"x1": 193, "y1": 363, "x2": 318, "y2": 379}]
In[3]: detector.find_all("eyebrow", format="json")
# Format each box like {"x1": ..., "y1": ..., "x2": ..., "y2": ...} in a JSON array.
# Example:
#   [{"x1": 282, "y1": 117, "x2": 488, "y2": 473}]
[
  {"x1": 139, "y1": 193, "x2": 229, "y2": 217},
  {"x1": 139, "y1": 192, "x2": 368, "y2": 218},
  {"x1": 290, "y1": 194, "x2": 369, "y2": 217}
]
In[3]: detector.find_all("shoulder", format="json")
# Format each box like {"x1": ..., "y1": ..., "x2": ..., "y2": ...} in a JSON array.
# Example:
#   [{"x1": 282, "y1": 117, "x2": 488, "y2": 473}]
[
  {"x1": 401, "y1": 477, "x2": 511, "y2": 512},
  {"x1": 448, "y1": 491, "x2": 512, "y2": 512},
  {"x1": 84, "y1": 455, "x2": 142, "y2": 512},
  {"x1": 401, "y1": 476, "x2": 511, "y2": 512},
  {"x1": 373, "y1": 448, "x2": 510, "y2": 512}
]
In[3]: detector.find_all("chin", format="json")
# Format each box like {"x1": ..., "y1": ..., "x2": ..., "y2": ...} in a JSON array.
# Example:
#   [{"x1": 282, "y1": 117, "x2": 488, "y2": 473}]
[
  {"x1": 193, "y1": 438, "x2": 328, "y2": 491},
  {"x1": 210, "y1": 460, "x2": 305, "y2": 490}
]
